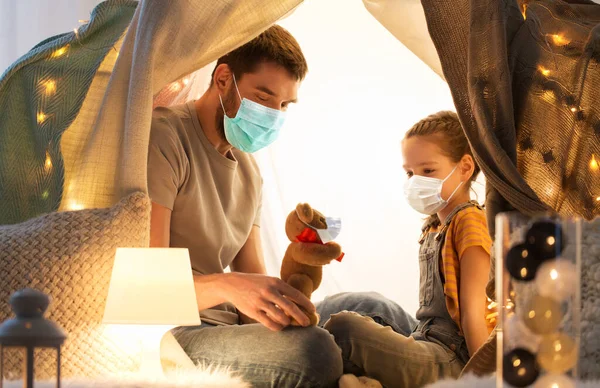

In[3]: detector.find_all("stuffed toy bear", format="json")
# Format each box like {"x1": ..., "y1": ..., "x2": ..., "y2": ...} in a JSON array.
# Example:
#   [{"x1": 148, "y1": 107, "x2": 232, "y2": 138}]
[{"x1": 281, "y1": 203, "x2": 344, "y2": 326}]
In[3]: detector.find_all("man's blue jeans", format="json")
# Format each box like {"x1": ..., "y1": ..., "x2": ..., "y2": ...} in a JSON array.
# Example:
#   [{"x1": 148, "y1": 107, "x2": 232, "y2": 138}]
[{"x1": 172, "y1": 292, "x2": 414, "y2": 387}]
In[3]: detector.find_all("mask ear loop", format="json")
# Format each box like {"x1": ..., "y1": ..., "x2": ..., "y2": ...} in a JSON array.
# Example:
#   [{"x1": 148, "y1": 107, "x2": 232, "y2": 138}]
[
  {"x1": 441, "y1": 164, "x2": 459, "y2": 183},
  {"x1": 218, "y1": 94, "x2": 228, "y2": 116},
  {"x1": 218, "y1": 72, "x2": 244, "y2": 117},
  {"x1": 231, "y1": 73, "x2": 242, "y2": 101},
  {"x1": 442, "y1": 163, "x2": 465, "y2": 203},
  {"x1": 445, "y1": 180, "x2": 464, "y2": 202}
]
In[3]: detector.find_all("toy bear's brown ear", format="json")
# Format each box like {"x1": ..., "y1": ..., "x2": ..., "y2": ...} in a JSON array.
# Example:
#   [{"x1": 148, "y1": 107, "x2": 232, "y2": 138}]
[{"x1": 295, "y1": 203, "x2": 314, "y2": 224}]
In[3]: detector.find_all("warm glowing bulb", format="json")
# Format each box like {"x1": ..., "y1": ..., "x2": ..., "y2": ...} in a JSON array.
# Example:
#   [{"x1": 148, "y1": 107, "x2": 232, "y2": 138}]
[
  {"x1": 590, "y1": 155, "x2": 599, "y2": 171},
  {"x1": 521, "y1": 267, "x2": 528, "y2": 278},
  {"x1": 570, "y1": 107, "x2": 578, "y2": 113},
  {"x1": 551, "y1": 34, "x2": 570, "y2": 46},
  {"x1": 596, "y1": 196, "x2": 600, "y2": 202},
  {"x1": 182, "y1": 78, "x2": 190, "y2": 85},
  {"x1": 69, "y1": 202, "x2": 84, "y2": 211},
  {"x1": 51, "y1": 46, "x2": 68, "y2": 58},
  {"x1": 45, "y1": 152, "x2": 52, "y2": 171},
  {"x1": 37, "y1": 112, "x2": 47, "y2": 124},
  {"x1": 539, "y1": 66, "x2": 551, "y2": 76},
  {"x1": 550, "y1": 269, "x2": 558, "y2": 280},
  {"x1": 542, "y1": 90, "x2": 555, "y2": 103},
  {"x1": 42, "y1": 79, "x2": 56, "y2": 95},
  {"x1": 170, "y1": 82, "x2": 182, "y2": 92},
  {"x1": 554, "y1": 341, "x2": 562, "y2": 352},
  {"x1": 486, "y1": 311, "x2": 498, "y2": 321}
]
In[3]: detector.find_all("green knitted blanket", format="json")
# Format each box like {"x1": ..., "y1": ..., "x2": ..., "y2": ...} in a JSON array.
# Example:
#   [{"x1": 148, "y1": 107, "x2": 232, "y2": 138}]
[{"x1": 0, "y1": 0, "x2": 137, "y2": 225}]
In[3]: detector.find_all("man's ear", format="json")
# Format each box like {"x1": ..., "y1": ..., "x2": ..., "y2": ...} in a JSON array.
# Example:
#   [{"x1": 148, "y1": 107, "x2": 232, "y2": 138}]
[
  {"x1": 295, "y1": 203, "x2": 314, "y2": 224},
  {"x1": 212, "y1": 63, "x2": 232, "y2": 93},
  {"x1": 460, "y1": 154, "x2": 475, "y2": 182}
]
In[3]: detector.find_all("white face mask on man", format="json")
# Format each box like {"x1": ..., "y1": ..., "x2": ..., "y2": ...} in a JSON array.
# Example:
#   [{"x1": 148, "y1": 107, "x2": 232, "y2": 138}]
[{"x1": 403, "y1": 165, "x2": 463, "y2": 215}]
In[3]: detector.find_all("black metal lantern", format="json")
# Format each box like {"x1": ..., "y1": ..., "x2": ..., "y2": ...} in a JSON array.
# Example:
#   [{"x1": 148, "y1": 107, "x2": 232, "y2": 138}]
[{"x1": 0, "y1": 289, "x2": 66, "y2": 388}]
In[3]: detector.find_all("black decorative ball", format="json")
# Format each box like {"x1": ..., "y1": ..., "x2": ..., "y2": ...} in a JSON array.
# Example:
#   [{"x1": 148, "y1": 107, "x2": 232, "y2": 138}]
[
  {"x1": 525, "y1": 220, "x2": 565, "y2": 261},
  {"x1": 503, "y1": 348, "x2": 540, "y2": 387},
  {"x1": 506, "y1": 244, "x2": 538, "y2": 281}
]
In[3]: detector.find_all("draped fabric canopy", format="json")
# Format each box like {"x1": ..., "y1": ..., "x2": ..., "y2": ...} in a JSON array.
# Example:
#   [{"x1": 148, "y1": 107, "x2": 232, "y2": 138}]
[
  {"x1": 368, "y1": 0, "x2": 600, "y2": 230},
  {"x1": 2, "y1": 0, "x2": 599, "y2": 320},
  {"x1": 0, "y1": 0, "x2": 303, "y2": 225}
]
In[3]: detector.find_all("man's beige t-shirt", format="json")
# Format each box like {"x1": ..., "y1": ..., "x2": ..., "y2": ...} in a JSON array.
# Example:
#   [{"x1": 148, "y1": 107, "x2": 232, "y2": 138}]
[{"x1": 148, "y1": 101, "x2": 262, "y2": 325}]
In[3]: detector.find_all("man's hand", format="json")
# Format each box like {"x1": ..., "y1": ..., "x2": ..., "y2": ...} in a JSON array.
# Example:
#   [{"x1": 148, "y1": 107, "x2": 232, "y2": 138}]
[{"x1": 222, "y1": 272, "x2": 315, "y2": 331}]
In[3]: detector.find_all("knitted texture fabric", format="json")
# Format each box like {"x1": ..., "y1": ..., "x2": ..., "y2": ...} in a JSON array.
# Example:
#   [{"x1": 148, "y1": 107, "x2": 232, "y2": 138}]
[
  {"x1": 580, "y1": 219, "x2": 600, "y2": 379},
  {"x1": 0, "y1": 192, "x2": 150, "y2": 379}
]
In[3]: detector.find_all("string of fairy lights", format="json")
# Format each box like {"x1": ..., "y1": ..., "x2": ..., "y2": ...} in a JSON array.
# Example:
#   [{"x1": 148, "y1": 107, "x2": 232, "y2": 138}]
[
  {"x1": 18, "y1": 1, "x2": 599, "y2": 386},
  {"x1": 521, "y1": 2, "x2": 600, "y2": 212},
  {"x1": 500, "y1": 2, "x2": 598, "y2": 387}
]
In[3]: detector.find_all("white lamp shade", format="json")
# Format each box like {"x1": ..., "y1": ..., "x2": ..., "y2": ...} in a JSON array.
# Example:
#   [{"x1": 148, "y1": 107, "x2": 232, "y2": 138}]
[{"x1": 102, "y1": 248, "x2": 201, "y2": 326}]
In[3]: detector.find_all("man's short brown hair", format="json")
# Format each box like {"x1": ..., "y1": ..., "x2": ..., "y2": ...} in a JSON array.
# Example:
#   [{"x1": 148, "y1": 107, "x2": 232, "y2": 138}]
[{"x1": 211, "y1": 25, "x2": 308, "y2": 84}]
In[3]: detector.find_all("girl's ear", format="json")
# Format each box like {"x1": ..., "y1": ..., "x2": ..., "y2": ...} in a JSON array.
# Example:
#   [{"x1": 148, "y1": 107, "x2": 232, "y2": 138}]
[{"x1": 460, "y1": 154, "x2": 475, "y2": 182}]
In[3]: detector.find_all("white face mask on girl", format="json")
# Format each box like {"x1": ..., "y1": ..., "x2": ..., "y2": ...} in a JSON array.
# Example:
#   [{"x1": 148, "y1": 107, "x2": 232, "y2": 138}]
[{"x1": 403, "y1": 165, "x2": 463, "y2": 215}]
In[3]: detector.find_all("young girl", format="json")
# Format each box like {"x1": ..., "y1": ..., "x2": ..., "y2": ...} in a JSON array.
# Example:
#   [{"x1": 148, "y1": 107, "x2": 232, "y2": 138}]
[{"x1": 323, "y1": 111, "x2": 494, "y2": 387}]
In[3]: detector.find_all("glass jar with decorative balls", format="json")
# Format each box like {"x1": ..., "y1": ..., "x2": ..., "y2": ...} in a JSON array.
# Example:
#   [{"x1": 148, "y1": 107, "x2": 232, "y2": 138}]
[{"x1": 496, "y1": 213, "x2": 581, "y2": 387}]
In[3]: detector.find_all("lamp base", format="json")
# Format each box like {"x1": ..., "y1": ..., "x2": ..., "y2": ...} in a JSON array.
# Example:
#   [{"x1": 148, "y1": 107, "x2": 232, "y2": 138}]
[{"x1": 135, "y1": 325, "x2": 174, "y2": 379}]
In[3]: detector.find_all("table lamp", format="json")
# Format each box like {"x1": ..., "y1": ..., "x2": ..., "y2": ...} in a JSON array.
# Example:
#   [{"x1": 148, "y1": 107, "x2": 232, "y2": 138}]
[{"x1": 102, "y1": 248, "x2": 200, "y2": 377}]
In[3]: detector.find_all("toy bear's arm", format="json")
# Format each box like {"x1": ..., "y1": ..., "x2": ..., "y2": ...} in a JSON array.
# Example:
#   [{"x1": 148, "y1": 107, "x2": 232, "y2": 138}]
[{"x1": 289, "y1": 241, "x2": 342, "y2": 266}]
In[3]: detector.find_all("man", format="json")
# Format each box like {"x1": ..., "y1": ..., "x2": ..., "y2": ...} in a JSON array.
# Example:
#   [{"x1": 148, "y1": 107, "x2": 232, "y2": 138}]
[{"x1": 148, "y1": 25, "x2": 343, "y2": 387}]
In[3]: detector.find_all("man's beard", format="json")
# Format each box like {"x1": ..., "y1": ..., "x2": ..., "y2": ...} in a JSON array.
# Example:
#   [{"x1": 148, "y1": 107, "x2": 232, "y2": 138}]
[{"x1": 215, "y1": 86, "x2": 237, "y2": 142}]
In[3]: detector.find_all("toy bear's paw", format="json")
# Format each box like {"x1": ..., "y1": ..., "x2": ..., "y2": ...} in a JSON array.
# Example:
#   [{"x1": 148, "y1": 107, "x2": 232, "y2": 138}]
[{"x1": 290, "y1": 241, "x2": 342, "y2": 266}]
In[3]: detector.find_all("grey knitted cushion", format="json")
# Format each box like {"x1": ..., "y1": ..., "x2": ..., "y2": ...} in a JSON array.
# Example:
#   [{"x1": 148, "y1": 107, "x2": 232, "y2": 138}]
[{"x1": 0, "y1": 192, "x2": 150, "y2": 379}]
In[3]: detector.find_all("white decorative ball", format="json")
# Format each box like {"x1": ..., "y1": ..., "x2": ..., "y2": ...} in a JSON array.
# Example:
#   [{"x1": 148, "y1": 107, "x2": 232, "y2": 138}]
[
  {"x1": 533, "y1": 373, "x2": 575, "y2": 388},
  {"x1": 535, "y1": 259, "x2": 577, "y2": 302}
]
